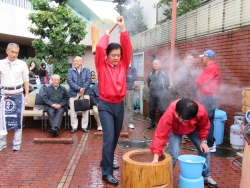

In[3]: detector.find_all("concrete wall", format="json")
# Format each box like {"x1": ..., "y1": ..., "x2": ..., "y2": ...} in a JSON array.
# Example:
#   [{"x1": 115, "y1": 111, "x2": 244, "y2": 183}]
[
  {"x1": 134, "y1": 25, "x2": 250, "y2": 136},
  {"x1": 82, "y1": 46, "x2": 96, "y2": 73},
  {"x1": 0, "y1": 2, "x2": 35, "y2": 39},
  {"x1": 0, "y1": 1, "x2": 120, "y2": 63}
]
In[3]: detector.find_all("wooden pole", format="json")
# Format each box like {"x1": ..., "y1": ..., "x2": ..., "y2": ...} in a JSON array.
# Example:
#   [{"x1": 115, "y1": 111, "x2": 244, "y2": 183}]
[{"x1": 170, "y1": 0, "x2": 177, "y2": 81}]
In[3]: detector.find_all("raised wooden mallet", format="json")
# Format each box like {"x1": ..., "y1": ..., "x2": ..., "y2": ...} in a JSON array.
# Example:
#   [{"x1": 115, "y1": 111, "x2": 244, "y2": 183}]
[
  {"x1": 91, "y1": 26, "x2": 99, "y2": 55},
  {"x1": 91, "y1": 18, "x2": 123, "y2": 55}
]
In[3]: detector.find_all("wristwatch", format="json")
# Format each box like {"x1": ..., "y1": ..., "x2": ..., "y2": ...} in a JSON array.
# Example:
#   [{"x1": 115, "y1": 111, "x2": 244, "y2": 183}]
[{"x1": 201, "y1": 140, "x2": 207, "y2": 144}]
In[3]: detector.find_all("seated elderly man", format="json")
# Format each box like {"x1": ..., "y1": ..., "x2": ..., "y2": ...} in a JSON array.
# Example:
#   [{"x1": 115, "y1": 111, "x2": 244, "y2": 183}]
[{"x1": 42, "y1": 74, "x2": 69, "y2": 136}]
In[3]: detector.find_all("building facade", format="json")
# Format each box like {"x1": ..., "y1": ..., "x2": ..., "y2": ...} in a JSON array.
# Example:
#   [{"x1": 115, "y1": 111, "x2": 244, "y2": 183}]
[{"x1": 0, "y1": 0, "x2": 119, "y2": 72}]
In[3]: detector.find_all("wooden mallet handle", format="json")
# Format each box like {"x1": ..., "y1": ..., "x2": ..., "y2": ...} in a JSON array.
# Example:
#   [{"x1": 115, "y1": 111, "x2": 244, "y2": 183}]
[{"x1": 109, "y1": 18, "x2": 123, "y2": 34}]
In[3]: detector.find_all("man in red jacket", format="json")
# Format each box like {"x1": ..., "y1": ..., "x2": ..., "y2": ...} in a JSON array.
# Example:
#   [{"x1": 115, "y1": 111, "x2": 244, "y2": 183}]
[
  {"x1": 196, "y1": 50, "x2": 220, "y2": 153},
  {"x1": 95, "y1": 17, "x2": 132, "y2": 185},
  {"x1": 151, "y1": 99, "x2": 218, "y2": 188}
]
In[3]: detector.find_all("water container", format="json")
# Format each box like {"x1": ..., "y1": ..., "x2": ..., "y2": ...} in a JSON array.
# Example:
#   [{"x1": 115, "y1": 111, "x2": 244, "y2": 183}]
[
  {"x1": 230, "y1": 116, "x2": 245, "y2": 149},
  {"x1": 178, "y1": 175, "x2": 204, "y2": 188},
  {"x1": 246, "y1": 110, "x2": 250, "y2": 129},
  {"x1": 177, "y1": 155, "x2": 207, "y2": 179},
  {"x1": 213, "y1": 108, "x2": 227, "y2": 145}
]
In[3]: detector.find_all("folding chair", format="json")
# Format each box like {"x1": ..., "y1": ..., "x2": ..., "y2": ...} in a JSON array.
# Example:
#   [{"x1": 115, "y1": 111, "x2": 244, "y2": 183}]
[{"x1": 23, "y1": 93, "x2": 45, "y2": 130}]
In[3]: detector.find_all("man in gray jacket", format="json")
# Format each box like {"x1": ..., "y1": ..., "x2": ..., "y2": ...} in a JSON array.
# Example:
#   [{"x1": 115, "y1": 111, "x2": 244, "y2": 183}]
[
  {"x1": 174, "y1": 52, "x2": 197, "y2": 100},
  {"x1": 42, "y1": 74, "x2": 69, "y2": 136},
  {"x1": 147, "y1": 59, "x2": 170, "y2": 129}
]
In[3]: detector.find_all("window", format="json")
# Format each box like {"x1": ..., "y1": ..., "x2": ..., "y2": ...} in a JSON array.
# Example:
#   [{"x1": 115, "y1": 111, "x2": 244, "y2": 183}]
[
  {"x1": 133, "y1": 52, "x2": 144, "y2": 77},
  {"x1": 20, "y1": 0, "x2": 23, "y2": 8}
]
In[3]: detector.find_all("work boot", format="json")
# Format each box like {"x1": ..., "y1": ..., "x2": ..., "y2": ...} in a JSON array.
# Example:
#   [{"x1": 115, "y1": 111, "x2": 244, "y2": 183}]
[{"x1": 147, "y1": 122, "x2": 156, "y2": 129}]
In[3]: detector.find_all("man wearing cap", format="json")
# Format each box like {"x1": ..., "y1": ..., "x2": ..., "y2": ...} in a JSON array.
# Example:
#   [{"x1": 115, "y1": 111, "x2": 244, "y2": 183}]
[{"x1": 196, "y1": 50, "x2": 220, "y2": 154}]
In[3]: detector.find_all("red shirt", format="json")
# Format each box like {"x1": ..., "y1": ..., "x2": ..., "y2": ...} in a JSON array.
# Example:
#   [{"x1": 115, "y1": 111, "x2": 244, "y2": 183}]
[
  {"x1": 196, "y1": 62, "x2": 220, "y2": 96},
  {"x1": 95, "y1": 31, "x2": 132, "y2": 103},
  {"x1": 150, "y1": 100, "x2": 210, "y2": 156}
]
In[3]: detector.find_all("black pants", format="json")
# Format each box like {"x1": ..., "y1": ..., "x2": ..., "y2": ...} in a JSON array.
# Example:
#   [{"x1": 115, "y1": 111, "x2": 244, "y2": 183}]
[
  {"x1": 98, "y1": 99, "x2": 124, "y2": 175},
  {"x1": 200, "y1": 96, "x2": 218, "y2": 147},
  {"x1": 149, "y1": 94, "x2": 167, "y2": 123},
  {"x1": 47, "y1": 107, "x2": 64, "y2": 129}
]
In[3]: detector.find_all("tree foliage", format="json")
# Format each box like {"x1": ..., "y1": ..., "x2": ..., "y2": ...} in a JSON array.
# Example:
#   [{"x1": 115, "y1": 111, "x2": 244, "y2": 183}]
[
  {"x1": 154, "y1": 0, "x2": 202, "y2": 24},
  {"x1": 113, "y1": 0, "x2": 148, "y2": 36},
  {"x1": 28, "y1": 0, "x2": 87, "y2": 82},
  {"x1": 113, "y1": 0, "x2": 130, "y2": 15}
]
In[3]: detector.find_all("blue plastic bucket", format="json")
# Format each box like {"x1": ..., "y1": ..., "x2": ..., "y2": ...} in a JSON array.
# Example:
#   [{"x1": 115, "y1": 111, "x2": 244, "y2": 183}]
[
  {"x1": 178, "y1": 155, "x2": 207, "y2": 179},
  {"x1": 178, "y1": 175, "x2": 204, "y2": 188}
]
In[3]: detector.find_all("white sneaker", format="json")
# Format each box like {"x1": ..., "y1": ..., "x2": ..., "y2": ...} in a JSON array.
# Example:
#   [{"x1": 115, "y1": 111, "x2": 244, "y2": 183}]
[
  {"x1": 12, "y1": 145, "x2": 20, "y2": 151},
  {"x1": 128, "y1": 124, "x2": 134, "y2": 129},
  {"x1": 0, "y1": 145, "x2": 7, "y2": 152},
  {"x1": 209, "y1": 142, "x2": 216, "y2": 153},
  {"x1": 204, "y1": 176, "x2": 218, "y2": 188},
  {"x1": 97, "y1": 126, "x2": 102, "y2": 131}
]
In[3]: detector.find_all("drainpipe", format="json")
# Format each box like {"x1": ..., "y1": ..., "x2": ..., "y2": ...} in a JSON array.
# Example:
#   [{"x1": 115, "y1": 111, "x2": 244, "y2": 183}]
[{"x1": 170, "y1": 0, "x2": 177, "y2": 82}]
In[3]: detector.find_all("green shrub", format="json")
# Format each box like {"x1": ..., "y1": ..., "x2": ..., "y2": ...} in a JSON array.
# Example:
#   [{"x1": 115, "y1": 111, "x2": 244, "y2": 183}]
[{"x1": 143, "y1": 85, "x2": 150, "y2": 102}]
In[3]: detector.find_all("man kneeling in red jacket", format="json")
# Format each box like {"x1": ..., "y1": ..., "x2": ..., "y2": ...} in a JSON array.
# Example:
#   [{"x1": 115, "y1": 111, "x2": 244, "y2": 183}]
[{"x1": 151, "y1": 98, "x2": 218, "y2": 188}]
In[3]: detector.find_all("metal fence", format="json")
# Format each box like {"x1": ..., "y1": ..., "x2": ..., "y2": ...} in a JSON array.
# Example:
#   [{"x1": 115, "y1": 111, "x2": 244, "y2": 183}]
[{"x1": 131, "y1": 0, "x2": 250, "y2": 50}]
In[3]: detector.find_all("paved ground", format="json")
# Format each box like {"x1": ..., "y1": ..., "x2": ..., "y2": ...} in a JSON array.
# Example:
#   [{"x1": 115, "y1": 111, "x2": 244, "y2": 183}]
[{"x1": 0, "y1": 114, "x2": 242, "y2": 188}]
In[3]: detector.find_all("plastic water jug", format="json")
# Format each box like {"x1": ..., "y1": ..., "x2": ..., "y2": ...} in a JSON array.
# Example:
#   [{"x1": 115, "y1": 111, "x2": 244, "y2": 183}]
[
  {"x1": 230, "y1": 116, "x2": 245, "y2": 149},
  {"x1": 213, "y1": 108, "x2": 227, "y2": 145},
  {"x1": 246, "y1": 110, "x2": 250, "y2": 129},
  {"x1": 178, "y1": 175, "x2": 204, "y2": 188}
]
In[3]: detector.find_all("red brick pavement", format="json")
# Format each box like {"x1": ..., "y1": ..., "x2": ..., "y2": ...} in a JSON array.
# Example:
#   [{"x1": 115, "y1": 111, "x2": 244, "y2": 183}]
[{"x1": 0, "y1": 114, "x2": 242, "y2": 188}]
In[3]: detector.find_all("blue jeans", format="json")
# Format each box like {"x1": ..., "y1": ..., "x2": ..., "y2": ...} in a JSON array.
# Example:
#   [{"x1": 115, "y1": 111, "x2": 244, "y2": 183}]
[
  {"x1": 200, "y1": 96, "x2": 218, "y2": 147},
  {"x1": 169, "y1": 131, "x2": 211, "y2": 177}
]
